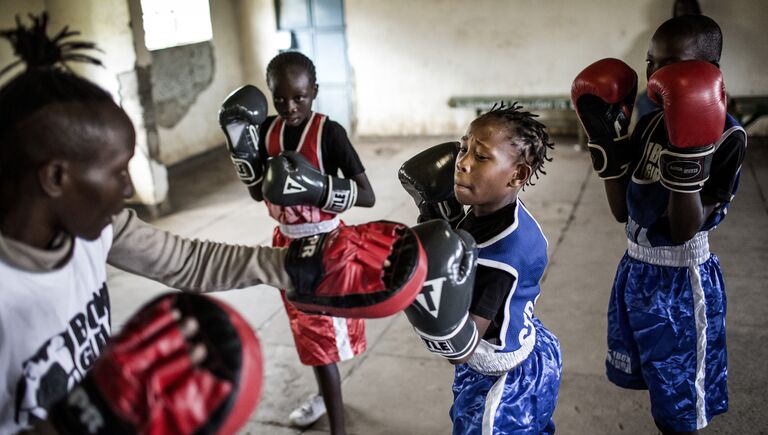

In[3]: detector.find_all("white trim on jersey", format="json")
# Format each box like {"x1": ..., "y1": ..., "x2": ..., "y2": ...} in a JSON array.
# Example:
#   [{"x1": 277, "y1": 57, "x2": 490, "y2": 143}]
[
  {"x1": 718, "y1": 125, "x2": 747, "y2": 152},
  {"x1": 294, "y1": 112, "x2": 317, "y2": 154},
  {"x1": 477, "y1": 200, "x2": 520, "y2": 248},
  {"x1": 481, "y1": 372, "x2": 508, "y2": 435},
  {"x1": 520, "y1": 200, "x2": 549, "y2": 249},
  {"x1": 690, "y1": 264, "x2": 709, "y2": 429},
  {"x1": 476, "y1": 258, "x2": 518, "y2": 352},
  {"x1": 278, "y1": 117, "x2": 287, "y2": 151},
  {"x1": 316, "y1": 115, "x2": 327, "y2": 173},
  {"x1": 631, "y1": 112, "x2": 665, "y2": 185},
  {"x1": 265, "y1": 116, "x2": 279, "y2": 150}
]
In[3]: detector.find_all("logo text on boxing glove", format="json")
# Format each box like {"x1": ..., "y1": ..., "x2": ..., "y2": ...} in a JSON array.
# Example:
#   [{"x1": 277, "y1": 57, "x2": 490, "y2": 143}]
[
  {"x1": 231, "y1": 157, "x2": 257, "y2": 184},
  {"x1": 326, "y1": 191, "x2": 352, "y2": 212},
  {"x1": 420, "y1": 336, "x2": 455, "y2": 354},
  {"x1": 415, "y1": 278, "x2": 445, "y2": 318},
  {"x1": 283, "y1": 176, "x2": 308, "y2": 194}
]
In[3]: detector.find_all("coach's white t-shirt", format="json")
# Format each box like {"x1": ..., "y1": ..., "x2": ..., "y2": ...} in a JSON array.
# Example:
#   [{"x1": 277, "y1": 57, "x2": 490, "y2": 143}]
[
  {"x1": 0, "y1": 226, "x2": 112, "y2": 434},
  {"x1": 0, "y1": 209, "x2": 293, "y2": 434}
]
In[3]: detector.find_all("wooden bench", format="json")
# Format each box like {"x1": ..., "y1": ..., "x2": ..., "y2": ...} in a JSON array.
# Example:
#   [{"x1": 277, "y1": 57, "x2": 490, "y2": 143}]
[
  {"x1": 730, "y1": 96, "x2": 768, "y2": 130},
  {"x1": 448, "y1": 95, "x2": 584, "y2": 141}
]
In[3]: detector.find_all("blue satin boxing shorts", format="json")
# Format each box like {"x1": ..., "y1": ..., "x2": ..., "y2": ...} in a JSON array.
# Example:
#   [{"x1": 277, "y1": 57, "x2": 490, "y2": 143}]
[
  {"x1": 450, "y1": 319, "x2": 561, "y2": 434},
  {"x1": 606, "y1": 244, "x2": 728, "y2": 432}
]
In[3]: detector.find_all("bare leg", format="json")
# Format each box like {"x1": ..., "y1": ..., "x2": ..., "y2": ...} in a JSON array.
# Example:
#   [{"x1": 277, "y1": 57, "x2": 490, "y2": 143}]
[{"x1": 313, "y1": 363, "x2": 346, "y2": 435}]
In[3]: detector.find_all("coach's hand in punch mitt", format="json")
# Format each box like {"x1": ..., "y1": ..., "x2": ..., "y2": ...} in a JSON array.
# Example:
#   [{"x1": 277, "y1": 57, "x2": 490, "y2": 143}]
[
  {"x1": 571, "y1": 58, "x2": 638, "y2": 179},
  {"x1": 49, "y1": 293, "x2": 262, "y2": 435},
  {"x1": 262, "y1": 151, "x2": 358, "y2": 213},
  {"x1": 399, "y1": 141, "x2": 465, "y2": 225},
  {"x1": 648, "y1": 60, "x2": 726, "y2": 193},
  {"x1": 219, "y1": 85, "x2": 268, "y2": 189},
  {"x1": 284, "y1": 221, "x2": 428, "y2": 318},
  {"x1": 404, "y1": 219, "x2": 479, "y2": 362}
]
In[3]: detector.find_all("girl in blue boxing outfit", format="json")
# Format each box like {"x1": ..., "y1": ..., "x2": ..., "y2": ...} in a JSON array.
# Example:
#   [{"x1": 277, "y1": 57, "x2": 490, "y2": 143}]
[
  {"x1": 573, "y1": 14, "x2": 746, "y2": 435},
  {"x1": 603, "y1": 16, "x2": 743, "y2": 435},
  {"x1": 450, "y1": 104, "x2": 561, "y2": 434}
]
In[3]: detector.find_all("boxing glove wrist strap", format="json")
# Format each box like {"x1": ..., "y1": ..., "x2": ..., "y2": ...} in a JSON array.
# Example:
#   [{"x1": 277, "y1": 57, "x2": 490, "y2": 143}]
[
  {"x1": 411, "y1": 312, "x2": 478, "y2": 361},
  {"x1": 322, "y1": 176, "x2": 358, "y2": 213},
  {"x1": 658, "y1": 144, "x2": 715, "y2": 193}
]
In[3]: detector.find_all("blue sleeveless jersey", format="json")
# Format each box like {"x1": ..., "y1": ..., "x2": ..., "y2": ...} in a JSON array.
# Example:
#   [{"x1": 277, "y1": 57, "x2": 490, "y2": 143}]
[
  {"x1": 451, "y1": 201, "x2": 561, "y2": 434},
  {"x1": 474, "y1": 200, "x2": 548, "y2": 363},
  {"x1": 626, "y1": 112, "x2": 746, "y2": 247}
]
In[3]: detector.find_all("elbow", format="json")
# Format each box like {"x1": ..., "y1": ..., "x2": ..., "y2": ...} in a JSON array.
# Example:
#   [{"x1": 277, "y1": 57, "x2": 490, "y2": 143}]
[
  {"x1": 669, "y1": 216, "x2": 704, "y2": 244},
  {"x1": 669, "y1": 226, "x2": 699, "y2": 245},
  {"x1": 449, "y1": 354, "x2": 472, "y2": 365},
  {"x1": 609, "y1": 207, "x2": 628, "y2": 224},
  {"x1": 357, "y1": 190, "x2": 376, "y2": 208},
  {"x1": 607, "y1": 200, "x2": 628, "y2": 223}
]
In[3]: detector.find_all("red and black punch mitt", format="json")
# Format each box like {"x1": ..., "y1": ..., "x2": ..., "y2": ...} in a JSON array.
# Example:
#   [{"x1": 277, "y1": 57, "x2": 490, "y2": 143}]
[
  {"x1": 50, "y1": 292, "x2": 262, "y2": 435},
  {"x1": 284, "y1": 221, "x2": 428, "y2": 318}
]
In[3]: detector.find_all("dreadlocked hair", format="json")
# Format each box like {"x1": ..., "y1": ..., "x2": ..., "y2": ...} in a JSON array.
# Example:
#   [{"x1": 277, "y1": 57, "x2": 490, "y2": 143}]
[
  {"x1": 476, "y1": 102, "x2": 555, "y2": 186},
  {"x1": 266, "y1": 50, "x2": 317, "y2": 87},
  {"x1": 0, "y1": 13, "x2": 114, "y2": 183}
]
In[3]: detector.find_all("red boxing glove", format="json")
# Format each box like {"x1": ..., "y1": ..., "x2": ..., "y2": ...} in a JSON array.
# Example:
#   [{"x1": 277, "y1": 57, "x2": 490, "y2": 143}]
[
  {"x1": 285, "y1": 221, "x2": 427, "y2": 318},
  {"x1": 648, "y1": 60, "x2": 726, "y2": 192},
  {"x1": 571, "y1": 58, "x2": 638, "y2": 179},
  {"x1": 50, "y1": 293, "x2": 262, "y2": 435}
]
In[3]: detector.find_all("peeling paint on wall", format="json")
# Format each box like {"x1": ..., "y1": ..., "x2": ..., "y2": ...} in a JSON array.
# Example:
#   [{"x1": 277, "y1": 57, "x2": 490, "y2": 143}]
[{"x1": 150, "y1": 41, "x2": 215, "y2": 128}]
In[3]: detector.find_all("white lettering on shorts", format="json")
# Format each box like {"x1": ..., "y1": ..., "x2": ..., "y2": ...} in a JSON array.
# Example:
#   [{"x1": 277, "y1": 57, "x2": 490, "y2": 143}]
[{"x1": 606, "y1": 350, "x2": 633, "y2": 374}]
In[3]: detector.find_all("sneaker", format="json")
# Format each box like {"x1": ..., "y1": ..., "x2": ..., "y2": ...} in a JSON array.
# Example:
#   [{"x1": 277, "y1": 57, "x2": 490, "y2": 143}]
[{"x1": 288, "y1": 394, "x2": 327, "y2": 427}]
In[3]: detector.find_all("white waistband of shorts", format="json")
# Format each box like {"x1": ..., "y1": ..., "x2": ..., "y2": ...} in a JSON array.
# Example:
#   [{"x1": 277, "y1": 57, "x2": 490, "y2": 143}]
[
  {"x1": 280, "y1": 217, "x2": 340, "y2": 239},
  {"x1": 627, "y1": 231, "x2": 710, "y2": 267},
  {"x1": 466, "y1": 331, "x2": 536, "y2": 376}
]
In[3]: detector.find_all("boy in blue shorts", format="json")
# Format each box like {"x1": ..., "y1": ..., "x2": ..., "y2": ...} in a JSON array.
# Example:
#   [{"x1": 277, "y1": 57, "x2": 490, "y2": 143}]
[
  {"x1": 399, "y1": 104, "x2": 562, "y2": 434},
  {"x1": 572, "y1": 14, "x2": 747, "y2": 434}
]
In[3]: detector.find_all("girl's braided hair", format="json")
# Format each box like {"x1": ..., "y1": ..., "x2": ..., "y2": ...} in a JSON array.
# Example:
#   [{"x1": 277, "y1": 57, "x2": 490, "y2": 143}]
[{"x1": 475, "y1": 102, "x2": 554, "y2": 186}]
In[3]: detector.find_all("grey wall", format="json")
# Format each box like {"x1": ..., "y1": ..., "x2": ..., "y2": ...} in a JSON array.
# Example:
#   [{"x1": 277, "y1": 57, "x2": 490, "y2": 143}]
[{"x1": 345, "y1": 0, "x2": 768, "y2": 136}]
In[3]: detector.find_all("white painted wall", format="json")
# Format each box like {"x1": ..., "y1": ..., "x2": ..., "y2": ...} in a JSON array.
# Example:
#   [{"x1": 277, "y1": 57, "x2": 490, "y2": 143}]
[
  {"x1": 2, "y1": 0, "x2": 766, "y2": 167},
  {"x1": 155, "y1": 0, "x2": 245, "y2": 164},
  {"x1": 0, "y1": 1, "x2": 46, "y2": 73},
  {"x1": 236, "y1": 0, "x2": 282, "y2": 99},
  {"x1": 345, "y1": 0, "x2": 768, "y2": 136},
  {"x1": 0, "y1": 1, "x2": 135, "y2": 94},
  {"x1": 0, "y1": 0, "x2": 170, "y2": 207}
]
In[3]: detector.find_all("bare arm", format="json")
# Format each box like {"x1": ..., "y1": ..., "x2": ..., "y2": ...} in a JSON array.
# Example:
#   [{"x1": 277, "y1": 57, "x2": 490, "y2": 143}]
[
  {"x1": 604, "y1": 176, "x2": 630, "y2": 223},
  {"x1": 352, "y1": 172, "x2": 376, "y2": 207},
  {"x1": 666, "y1": 192, "x2": 718, "y2": 244}
]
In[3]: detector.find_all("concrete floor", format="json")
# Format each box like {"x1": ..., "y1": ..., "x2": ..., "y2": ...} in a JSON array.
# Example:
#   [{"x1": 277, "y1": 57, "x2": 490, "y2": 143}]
[{"x1": 109, "y1": 136, "x2": 768, "y2": 435}]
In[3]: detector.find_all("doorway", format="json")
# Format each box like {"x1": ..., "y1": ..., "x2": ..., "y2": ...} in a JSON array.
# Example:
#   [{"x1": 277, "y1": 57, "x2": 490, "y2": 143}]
[{"x1": 275, "y1": 0, "x2": 353, "y2": 131}]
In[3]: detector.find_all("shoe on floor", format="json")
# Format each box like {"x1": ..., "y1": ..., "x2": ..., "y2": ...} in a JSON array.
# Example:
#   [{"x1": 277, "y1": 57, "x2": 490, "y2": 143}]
[{"x1": 288, "y1": 394, "x2": 327, "y2": 427}]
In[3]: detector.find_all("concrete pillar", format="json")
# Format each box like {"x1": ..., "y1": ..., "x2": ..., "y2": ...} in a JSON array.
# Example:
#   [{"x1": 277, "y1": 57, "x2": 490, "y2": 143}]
[{"x1": 45, "y1": 0, "x2": 170, "y2": 213}]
